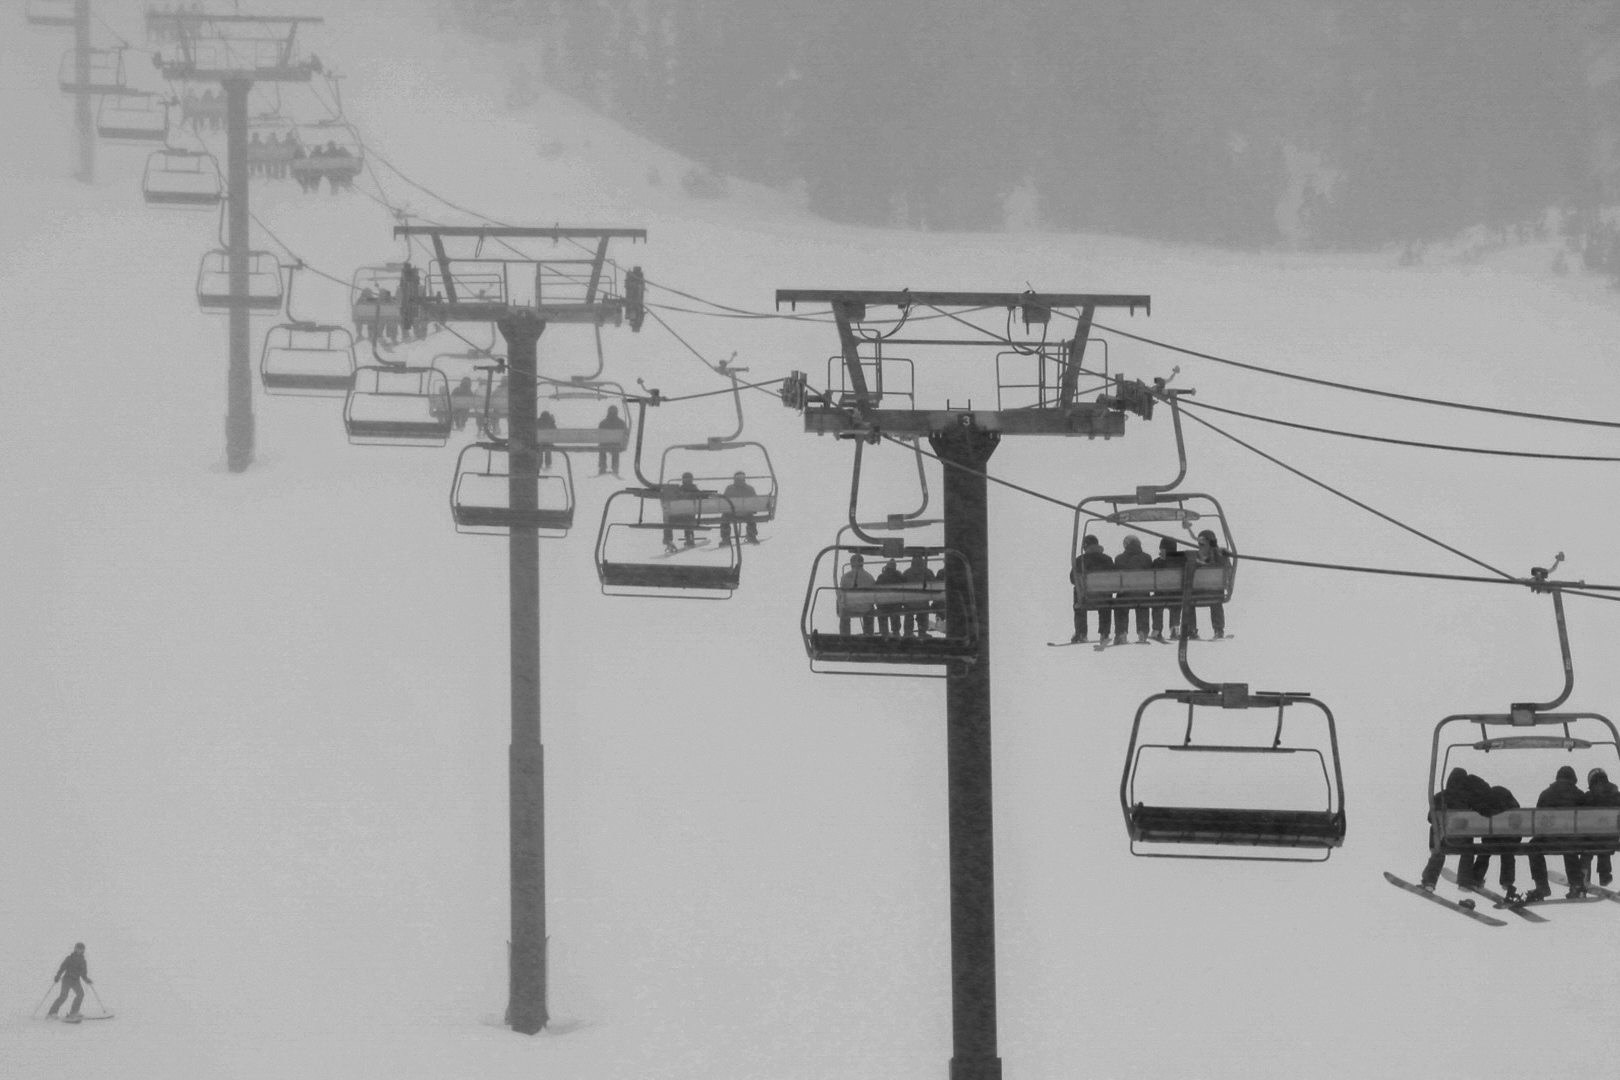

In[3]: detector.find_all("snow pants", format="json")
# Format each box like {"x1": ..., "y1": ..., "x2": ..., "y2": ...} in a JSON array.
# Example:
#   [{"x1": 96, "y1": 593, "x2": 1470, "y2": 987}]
[
  {"x1": 1074, "y1": 605, "x2": 1110, "y2": 640},
  {"x1": 1528, "y1": 851, "x2": 1585, "y2": 889},
  {"x1": 48, "y1": 977, "x2": 83, "y2": 1017}
]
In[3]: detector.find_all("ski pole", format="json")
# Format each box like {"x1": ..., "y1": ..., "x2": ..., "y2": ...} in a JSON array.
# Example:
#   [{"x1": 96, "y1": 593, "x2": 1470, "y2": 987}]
[
  {"x1": 89, "y1": 983, "x2": 109, "y2": 1018},
  {"x1": 31, "y1": 982, "x2": 56, "y2": 1017}
]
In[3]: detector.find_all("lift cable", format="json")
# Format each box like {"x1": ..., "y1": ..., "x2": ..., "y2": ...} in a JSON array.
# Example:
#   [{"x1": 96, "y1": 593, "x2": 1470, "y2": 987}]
[
  {"x1": 1177, "y1": 398, "x2": 1620, "y2": 462},
  {"x1": 1082, "y1": 316, "x2": 1620, "y2": 431},
  {"x1": 1175, "y1": 406, "x2": 1514, "y2": 580},
  {"x1": 855, "y1": 425, "x2": 1620, "y2": 604}
]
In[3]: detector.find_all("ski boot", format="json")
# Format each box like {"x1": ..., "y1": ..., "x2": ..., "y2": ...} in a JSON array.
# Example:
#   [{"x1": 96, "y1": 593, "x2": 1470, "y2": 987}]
[
  {"x1": 1500, "y1": 886, "x2": 1524, "y2": 906},
  {"x1": 1523, "y1": 884, "x2": 1551, "y2": 903}
]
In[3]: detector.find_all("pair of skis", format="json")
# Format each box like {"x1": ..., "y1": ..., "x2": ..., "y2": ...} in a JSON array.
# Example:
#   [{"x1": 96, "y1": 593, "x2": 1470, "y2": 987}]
[
  {"x1": 1047, "y1": 634, "x2": 1234, "y2": 651},
  {"x1": 1386, "y1": 866, "x2": 1620, "y2": 926}
]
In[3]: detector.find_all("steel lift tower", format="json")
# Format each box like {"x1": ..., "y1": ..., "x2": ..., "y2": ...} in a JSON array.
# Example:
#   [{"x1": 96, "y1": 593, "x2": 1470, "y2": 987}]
[
  {"x1": 778, "y1": 289, "x2": 1151, "y2": 1080},
  {"x1": 395, "y1": 226, "x2": 647, "y2": 1034},
  {"x1": 152, "y1": 12, "x2": 323, "y2": 473}
]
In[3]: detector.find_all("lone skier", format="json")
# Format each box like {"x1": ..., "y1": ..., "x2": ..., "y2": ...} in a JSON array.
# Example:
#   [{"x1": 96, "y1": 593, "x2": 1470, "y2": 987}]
[{"x1": 46, "y1": 943, "x2": 91, "y2": 1020}]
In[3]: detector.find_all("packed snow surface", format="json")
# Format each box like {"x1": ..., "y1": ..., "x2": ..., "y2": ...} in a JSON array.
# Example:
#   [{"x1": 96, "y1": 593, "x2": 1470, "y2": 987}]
[{"x1": 3, "y1": 3, "x2": 1619, "y2": 1078}]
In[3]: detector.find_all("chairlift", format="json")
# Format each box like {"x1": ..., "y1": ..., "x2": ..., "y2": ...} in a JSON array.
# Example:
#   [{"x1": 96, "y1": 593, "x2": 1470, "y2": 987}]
[
  {"x1": 592, "y1": 395, "x2": 740, "y2": 598},
  {"x1": 344, "y1": 364, "x2": 453, "y2": 446},
  {"x1": 288, "y1": 120, "x2": 363, "y2": 186},
  {"x1": 533, "y1": 380, "x2": 633, "y2": 456},
  {"x1": 450, "y1": 443, "x2": 574, "y2": 536},
  {"x1": 1427, "y1": 563, "x2": 1620, "y2": 862},
  {"x1": 656, "y1": 361, "x2": 778, "y2": 543},
  {"x1": 246, "y1": 113, "x2": 298, "y2": 174},
  {"x1": 97, "y1": 93, "x2": 170, "y2": 143},
  {"x1": 350, "y1": 264, "x2": 405, "y2": 342},
  {"x1": 800, "y1": 439, "x2": 978, "y2": 675},
  {"x1": 26, "y1": 0, "x2": 75, "y2": 27},
  {"x1": 196, "y1": 250, "x2": 285, "y2": 313},
  {"x1": 178, "y1": 89, "x2": 225, "y2": 129},
  {"x1": 58, "y1": 47, "x2": 128, "y2": 95},
  {"x1": 259, "y1": 321, "x2": 355, "y2": 395},
  {"x1": 142, "y1": 148, "x2": 222, "y2": 207},
  {"x1": 594, "y1": 487, "x2": 742, "y2": 599},
  {"x1": 1120, "y1": 591, "x2": 1345, "y2": 861},
  {"x1": 1072, "y1": 387, "x2": 1235, "y2": 618}
]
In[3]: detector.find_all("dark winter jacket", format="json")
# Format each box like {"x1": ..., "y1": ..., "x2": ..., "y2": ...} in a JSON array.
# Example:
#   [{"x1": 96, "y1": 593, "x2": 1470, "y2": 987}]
[
  {"x1": 1584, "y1": 777, "x2": 1620, "y2": 808},
  {"x1": 1434, "y1": 767, "x2": 1476, "y2": 812},
  {"x1": 1071, "y1": 547, "x2": 1114, "y2": 583},
  {"x1": 1536, "y1": 776, "x2": 1586, "y2": 809},
  {"x1": 1114, "y1": 545, "x2": 1154, "y2": 572},
  {"x1": 55, "y1": 952, "x2": 87, "y2": 983},
  {"x1": 902, "y1": 559, "x2": 932, "y2": 585}
]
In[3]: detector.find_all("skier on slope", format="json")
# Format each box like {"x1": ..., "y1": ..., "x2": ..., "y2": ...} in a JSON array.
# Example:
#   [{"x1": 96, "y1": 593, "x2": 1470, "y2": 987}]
[
  {"x1": 46, "y1": 943, "x2": 92, "y2": 1020},
  {"x1": 1581, "y1": 768, "x2": 1620, "y2": 888},
  {"x1": 1525, "y1": 765, "x2": 1587, "y2": 901}
]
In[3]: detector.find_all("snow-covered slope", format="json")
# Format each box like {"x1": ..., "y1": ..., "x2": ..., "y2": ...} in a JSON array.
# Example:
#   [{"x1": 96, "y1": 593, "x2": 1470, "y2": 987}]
[{"x1": 3, "y1": 3, "x2": 1619, "y2": 1079}]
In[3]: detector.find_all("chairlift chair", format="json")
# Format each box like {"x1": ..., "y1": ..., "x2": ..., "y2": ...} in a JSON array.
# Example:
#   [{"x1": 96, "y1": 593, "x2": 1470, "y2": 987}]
[
  {"x1": 532, "y1": 381, "x2": 633, "y2": 454},
  {"x1": 57, "y1": 47, "x2": 128, "y2": 95},
  {"x1": 26, "y1": 0, "x2": 76, "y2": 27},
  {"x1": 1119, "y1": 580, "x2": 1345, "y2": 861},
  {"x1": 288, "y1": 120, "x2": 364, "y2": 185},
  {"x1": 178, "y1": 90, "x2": 226, "y2": 129},
  {"x1": 801, "y1": 532, "x2": 978, "y2": 676},
  {"x1": 594, "y1": 487, "x2": 743, "y2": 599},
  {"x1": 196, "y1": 250, "x2": 285, "y2": 313},
  {"x1": 142, "y1": 148, "x2": 222, "y2": 207},
  {"x1": 97, "y1": 94, "x2": 170, "y2": 143},
  {"x1": 259, "y1": 321, "x2": 356, "y2": 395},
  {"x1": 350, "y1": 265, "x2": 405, "y2": 341},
  {"x1": 1072, "y1": 388, "x2": 1235, "y2": 619},
  {"x1": 1427, "y1": 565, "x2": 1620, "y2": 863},
  {"x1": 1121, "y1": 688, "x2": 1346, "y2": 860},
  {"x1": 655, "y1": 363, "x2": 779, "y2": 539},
  {"x1": 450, "y1": 443, "x2": 574, "y2": 536},
  {"x1": 344, "y1": 364, "x2": 453, "y2": 446}
]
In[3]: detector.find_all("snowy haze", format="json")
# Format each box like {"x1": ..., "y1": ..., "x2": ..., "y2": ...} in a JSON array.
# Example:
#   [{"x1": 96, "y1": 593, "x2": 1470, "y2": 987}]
[{"x1": 3, "y1": 3, "x2": 1620, "y2": 1078}]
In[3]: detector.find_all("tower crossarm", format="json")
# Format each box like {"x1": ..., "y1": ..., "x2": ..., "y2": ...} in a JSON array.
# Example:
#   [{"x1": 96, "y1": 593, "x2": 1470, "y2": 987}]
[
  {"x1": 776, "y1": 289, "x2": 1151, "y2": 437},
  {"x1": 392, "y1": 226, "x2": 647, "y2": 327}
]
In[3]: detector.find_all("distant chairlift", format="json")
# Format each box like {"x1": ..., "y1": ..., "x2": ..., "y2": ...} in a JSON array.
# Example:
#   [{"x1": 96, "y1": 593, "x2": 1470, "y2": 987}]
[
  {"x1": 259, "y1": 322, "x2": 356, "y2": 395},
  {"x1": 142, "y1": 148, "x2": 222, "y2": 207},
  {"x1": 593, "y1": 397, "x2": 740, "y2": 599},
  {"x1": 800, "y1": 438, "x2": 978, "y2": 676},
  {"x1": 97, "y1": 93, "x2": 170, "y2": 143},
  {"x1": 344, "y1": 363, "x2": 453, "y2": 447},
  {"x1": 1072, "y1": 386, "x2": 1235, "y2": 619},
  {"x1": 1120, "y1": 575, "x2": 1345, "y2": 861},
  {"x1": 196, "y1": 251, "x2": 285, "y2": 313},
  {"x1": 1428, "y1": 562, "x2": 1620, "y2": 864},
  {"x1": 288, "y1": 120, "x2": 363, "y2": 187},
  {"x1": 351, "y1": 264, "x2": 406, "y2": 341},
  {"x1": 26, "y1": 0, "x2": 76, "y2": 28},
  {"x1": 450, "y1": 443, "x2": 574, "y2": 536},
  {"x1": 58, "y1": 47, "x2": 128, "y2": 95},
  {"x1": 657, "y1": 360, "x2": 777, "y2": 544}
]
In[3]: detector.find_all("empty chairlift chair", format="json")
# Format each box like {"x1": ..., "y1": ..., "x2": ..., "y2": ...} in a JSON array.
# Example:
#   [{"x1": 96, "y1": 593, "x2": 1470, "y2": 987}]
[
  {"x1": 96, "y1": 94, "x2": 170, "y2": 143},
  {"x1": 57, "y1": 47, "x2": 128, "y2": 95},
  {"x1": 259, "y1": 322, "x2": 356, "y2": 395},
  {"x1": 143, "y1": 148, "x2": 222, "y2": 208},
  {"x1": 1121, "y1": 685, "x2": 1346, "y2": 861},
  {"x1": 196, "y1": 251, "x2": 285, "y2": 313},
  {"x1": 450, "y1": 443, "x2": 574, "y2": 536},
  {"x1": 26, "y1": 0, "x2": 76, "y2": 27},
  {"x1": 344, "y1": 364, "x2": 453, "y2": 447}
]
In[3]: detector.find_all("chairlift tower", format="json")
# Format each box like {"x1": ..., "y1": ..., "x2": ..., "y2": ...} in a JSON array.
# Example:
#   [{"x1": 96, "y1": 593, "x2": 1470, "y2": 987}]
[
  {"x1": 152, "y1": 12, "x2": 323, "y2": 473},
  {"x1": 394, "y1": 224, "x2": 647, "y2": 1036},
  {"x1": 777, "y1": 289, "x2": 1151, "y2": 1080}
]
